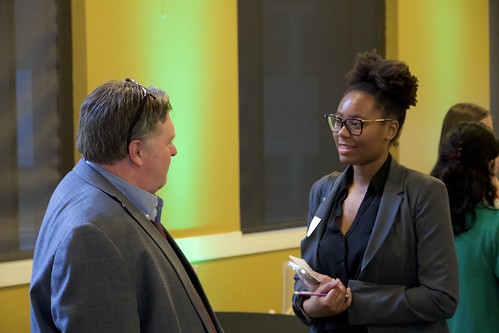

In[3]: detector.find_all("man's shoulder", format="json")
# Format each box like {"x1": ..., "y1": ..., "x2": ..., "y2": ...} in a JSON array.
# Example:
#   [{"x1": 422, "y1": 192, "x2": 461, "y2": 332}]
[{"x1": 47, "y1": 168, "x2": 121, "y2": 220}]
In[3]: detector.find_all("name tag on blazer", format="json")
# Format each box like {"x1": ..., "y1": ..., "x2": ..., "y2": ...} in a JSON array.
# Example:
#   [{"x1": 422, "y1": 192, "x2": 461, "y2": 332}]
[{"x1": 307, "y1": 216, "x2": 322, "y2": 237}]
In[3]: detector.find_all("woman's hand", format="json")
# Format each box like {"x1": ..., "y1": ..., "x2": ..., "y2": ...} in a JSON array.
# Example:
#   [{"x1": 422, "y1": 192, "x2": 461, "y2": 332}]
[{"x1": 302, "y1": 272, "x2": 352, "y2": 318}]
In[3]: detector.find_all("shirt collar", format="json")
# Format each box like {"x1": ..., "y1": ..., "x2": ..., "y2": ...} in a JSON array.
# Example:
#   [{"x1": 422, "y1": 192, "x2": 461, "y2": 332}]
[
  {"x1": 341, "y1": 154, "x2": 391, "y2": 195},
  {"x1": 370, "y1": 154, "x2": 391, "y2": 194},
  {"x1": 85, "y1": 160, "x2": 164, "y2": 223}
]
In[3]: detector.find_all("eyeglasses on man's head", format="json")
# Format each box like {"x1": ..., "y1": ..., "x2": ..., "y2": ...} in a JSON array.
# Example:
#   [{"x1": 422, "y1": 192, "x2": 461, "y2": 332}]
[
  {"x1": 125, "y1": 78, "x2": 157, "y2": 147},
  {"x1": 324, "y1": 114, "x2": 392, "y2": 136}
]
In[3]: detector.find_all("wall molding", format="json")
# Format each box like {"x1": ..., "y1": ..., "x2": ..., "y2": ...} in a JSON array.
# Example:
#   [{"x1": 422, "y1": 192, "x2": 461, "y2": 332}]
[
  {"x1": 0, "y1": 259, "x2": 32, "y2": 288},
  {"x1": 0, "y1": 227, "x2": 305, "y2": 288}
]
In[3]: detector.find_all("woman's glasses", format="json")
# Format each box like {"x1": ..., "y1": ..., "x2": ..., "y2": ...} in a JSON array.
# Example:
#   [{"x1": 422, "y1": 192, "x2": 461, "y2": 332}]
[{"x1": 324, "y1": 114, "x2": 391, "y2": 136}]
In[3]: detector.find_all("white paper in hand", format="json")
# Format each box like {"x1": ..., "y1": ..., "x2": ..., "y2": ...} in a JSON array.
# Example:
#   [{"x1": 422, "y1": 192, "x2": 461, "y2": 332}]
[
  {"x1": 289, "y1": 255, "x2": 314, "y2": 274},
  {"x1": 288, "y1": 255, "x2": 320, "y2": 289}
]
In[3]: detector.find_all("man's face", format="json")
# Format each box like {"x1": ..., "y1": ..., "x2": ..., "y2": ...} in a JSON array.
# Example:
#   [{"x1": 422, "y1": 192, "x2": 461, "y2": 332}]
[{"x1": 140, "y1": 116, "x2": 177, "y2": 193}]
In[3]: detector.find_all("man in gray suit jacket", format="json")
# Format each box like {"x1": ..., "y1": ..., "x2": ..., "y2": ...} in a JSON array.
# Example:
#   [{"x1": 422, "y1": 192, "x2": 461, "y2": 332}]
[{"x1": 30, "y1": 78, "x2": 223, "y2": 332}]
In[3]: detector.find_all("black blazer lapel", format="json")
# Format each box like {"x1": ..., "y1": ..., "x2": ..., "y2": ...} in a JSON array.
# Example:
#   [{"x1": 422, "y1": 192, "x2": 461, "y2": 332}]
[
  {"x1": 303, "y1": 171, "x2": 345, "y2": 270},
  {"x1": 361, "y1": 158, "x2": 407, "y2": 272}
]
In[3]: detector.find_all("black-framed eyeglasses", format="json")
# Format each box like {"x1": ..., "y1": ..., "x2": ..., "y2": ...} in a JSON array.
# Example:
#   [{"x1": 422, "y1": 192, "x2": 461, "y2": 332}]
[
  {"x1": 125, "y1": 78, "x2": 157, "y2": 147},
  {"x1": 324, "y1": 114, "x2": 392, "y2": 136}
]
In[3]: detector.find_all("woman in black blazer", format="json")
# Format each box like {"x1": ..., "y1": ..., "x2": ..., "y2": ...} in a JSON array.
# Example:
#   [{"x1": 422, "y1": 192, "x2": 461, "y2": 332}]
[{"x1": 292, "y1": 50, "x2": 458, "y2": 333}]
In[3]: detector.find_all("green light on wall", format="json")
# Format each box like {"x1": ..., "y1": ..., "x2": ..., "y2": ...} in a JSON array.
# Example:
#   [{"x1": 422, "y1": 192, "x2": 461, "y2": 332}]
[{"x1": 136, "y1": 1, "x2": 239, "y2": 234}]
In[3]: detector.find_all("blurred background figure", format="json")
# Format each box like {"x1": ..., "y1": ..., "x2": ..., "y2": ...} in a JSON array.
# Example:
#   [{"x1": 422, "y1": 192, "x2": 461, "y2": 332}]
[
  {"x1": 438, "y1": 102, "x2": 499, "y2": 203},
  {"x1": 439, "y1": 103, "x2": 493, "y2": 148},
  {"x1": 431, "y1": 122, "x2": 499, "y2": 333}
]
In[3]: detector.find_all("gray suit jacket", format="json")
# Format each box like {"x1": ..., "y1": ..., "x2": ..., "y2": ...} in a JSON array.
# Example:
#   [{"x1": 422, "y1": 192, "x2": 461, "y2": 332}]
[
  {"x1": 293, "y1": 158, "x2": 458, "y2": 333},
  {"x1": 30, "y1": 159, "x2": 223, "y2": 332}
]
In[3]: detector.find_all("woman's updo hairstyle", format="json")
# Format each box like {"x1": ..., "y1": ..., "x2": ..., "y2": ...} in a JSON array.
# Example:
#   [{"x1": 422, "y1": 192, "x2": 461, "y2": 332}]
[{"x1": 345, "y1": 50, "x2": 419, "y2": 146}]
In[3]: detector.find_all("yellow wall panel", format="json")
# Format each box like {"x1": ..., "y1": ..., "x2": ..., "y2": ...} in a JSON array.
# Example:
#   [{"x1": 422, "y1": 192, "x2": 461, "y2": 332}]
[
  {"x1": 75, "y1": 0, "x2": 240, "y2": 235},
  {"x1": 198, "y1": 249, "x2": 301, "y2": 313},
  {"x1": 0, "y1": 285, "x2": 29, "y2": 333},
  {"x1": 394, "y1": 0, "x2": 489, "y2": 173}
]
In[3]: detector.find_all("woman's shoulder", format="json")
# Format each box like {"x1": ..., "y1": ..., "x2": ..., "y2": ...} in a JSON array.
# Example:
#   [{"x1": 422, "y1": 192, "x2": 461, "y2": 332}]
[
  {"x1": 405, "y1": 167, "x2": 436, "y2": 180},
  {"x1": 391, "y1": 162, "x2": 445, "y2": 189},
  {"x1": 461, "y1": 204, "x2": 499, "y2": 244},
  {"x1": 475, "y1": 203, "x2": 499, "y2": 226},
  {"x1": 310, "y1": 170, "x2": 342, "y2": 197}
]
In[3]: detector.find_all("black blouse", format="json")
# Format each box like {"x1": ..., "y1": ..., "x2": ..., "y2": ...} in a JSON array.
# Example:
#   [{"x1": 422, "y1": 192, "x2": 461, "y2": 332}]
[{"x1": 315, "y1": 155, "x2": 391, "y2": 332}]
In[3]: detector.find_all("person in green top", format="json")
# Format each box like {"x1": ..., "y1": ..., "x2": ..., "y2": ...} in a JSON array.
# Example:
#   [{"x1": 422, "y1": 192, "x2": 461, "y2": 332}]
[{"x1": 432, "y1": 122, "x2": 499, "y2": 333}]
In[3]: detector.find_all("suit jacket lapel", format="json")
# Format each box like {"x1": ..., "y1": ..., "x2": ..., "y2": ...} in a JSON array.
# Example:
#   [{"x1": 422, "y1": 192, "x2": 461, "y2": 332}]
[
  {"x1": 74, "y1": 159, "x2": 171, "y2": 249},
  {"x1": 305, "y1": 171, "x2": 346, "y2": 269},
  {"x1": 74, "y1": 159, "x2": 219, "y2": 332},
  {"x1": 361, "y1": 158, "x2": 406, "y2": 272},
  {"x1": 74, "y1": 160, "x2": 165, "y2": 246},
  {"x1": 162, "y1": 229, "x2": 221, "y2": 332},
  {"x1": 313, "y1": 171, "x2": 346, "y2": 228},
  {"x1": 115, "y1": 207, "x2": 218, "y2": 331}
]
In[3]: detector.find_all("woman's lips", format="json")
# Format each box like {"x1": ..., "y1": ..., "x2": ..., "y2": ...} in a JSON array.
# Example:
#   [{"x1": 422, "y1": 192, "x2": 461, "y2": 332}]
[{"x1": 337, "y1": 143, "x2": 355, "y2": 154}]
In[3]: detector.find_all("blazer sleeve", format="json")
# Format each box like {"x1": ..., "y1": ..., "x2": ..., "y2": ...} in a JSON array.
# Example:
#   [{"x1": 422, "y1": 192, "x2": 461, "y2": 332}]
[
  {"x1": 50, "y1": 223, "x2": 140, "y2": 332},
  {"x1": 348, "y1": 176, "x2": 459, "y2": 325}
]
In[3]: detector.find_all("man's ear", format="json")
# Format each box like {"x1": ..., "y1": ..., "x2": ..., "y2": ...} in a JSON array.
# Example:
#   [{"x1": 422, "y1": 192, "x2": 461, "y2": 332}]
[{"x1": 128, "y1": 140, "x2": 143, "y2": 166}]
